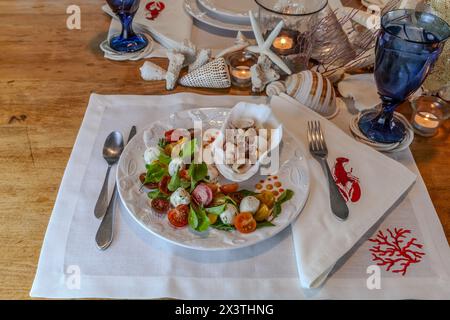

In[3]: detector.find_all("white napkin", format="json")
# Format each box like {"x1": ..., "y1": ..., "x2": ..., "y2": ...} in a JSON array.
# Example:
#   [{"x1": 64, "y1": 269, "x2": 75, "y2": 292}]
[
  {"x1": 271, "y1": 94, "x2": 417, "y2": 288},
  {"x1": 103, "y1": 0, "x2": 193, "y2": 58},
  {"x1": 337, "y1": 73, "x2": 380, "y2": 111}
]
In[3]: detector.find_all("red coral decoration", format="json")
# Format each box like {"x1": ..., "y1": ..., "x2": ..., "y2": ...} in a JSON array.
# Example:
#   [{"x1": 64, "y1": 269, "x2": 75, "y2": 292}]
[
  {"x1": 145, "y1": 1, "x2": 165, "y2": 20},
  {"x1": 369, "y1": 228, "x2": 425, "y2": 276}
]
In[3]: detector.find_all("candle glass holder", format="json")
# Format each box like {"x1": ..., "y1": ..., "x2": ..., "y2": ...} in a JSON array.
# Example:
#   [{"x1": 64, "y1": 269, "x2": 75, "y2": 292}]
[
  {"x1": 255, "y1": 0, "x2": 328, "y2": 73},
  {"x1": 106, "y1": 0, "x2": 148, "y2": 53},
  {"x1": 227, "y1": 51, "x2": 258, "y2": 88},
  {"x1": 410, "y1": 96, "x2": 449, "y2": 137}
]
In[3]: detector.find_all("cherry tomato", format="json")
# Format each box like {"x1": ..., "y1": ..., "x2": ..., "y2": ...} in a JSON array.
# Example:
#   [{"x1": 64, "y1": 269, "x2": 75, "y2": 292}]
[
  {"x1": 220, "y1": 183, "x2": 239, "y2": 194},
  {"x1": 151, "y1": 198, "x2": 170, "y2": 213},
  {"x1": 168, "y1": 204, "x2": 189, "y2": 227},
  {"x1": 139, "y1": 173, "x2": 158, "y2": 189},
  {"x1": 234, "y1": 212, "x2": 257, "y2": 234},
  {"x1": 158, "y1": 175, "x2": 171, "y2": 195},
  {"x1": 254, "y1": 203, "x2": 271, "y2": 222},
  {"x1": 164, "y1": 129, "x2": 177, "y2": 143},
  {"x1": 256, "y1": 190, "x2": 276, "y2": 208},
  {"x1": 192, "y1": 183, "x2": 213, "y2": 206},
  {"x1": 208, "y1": 213, "x2": 218, "y2": 224},
  {"x1": 179, "y1": 168, "x2": 190, "y2": 180}
]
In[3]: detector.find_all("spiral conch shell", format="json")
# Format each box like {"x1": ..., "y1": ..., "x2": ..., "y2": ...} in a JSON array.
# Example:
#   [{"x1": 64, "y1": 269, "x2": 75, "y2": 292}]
[{"x1": 285, "y1": 70, "x2": 338, "y2": 118}]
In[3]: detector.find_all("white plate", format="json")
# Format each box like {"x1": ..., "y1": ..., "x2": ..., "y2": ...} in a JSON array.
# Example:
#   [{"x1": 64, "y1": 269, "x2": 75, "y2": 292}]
[
  {"x1": 184, "y1": 0, "x2": 253, "y2": 32},
  {"x1": 117, "y1": 107, "x2": 310, "y2": 251},
  {"x1": 197, "y1": 0, "x2": 254, "y2": 25}
]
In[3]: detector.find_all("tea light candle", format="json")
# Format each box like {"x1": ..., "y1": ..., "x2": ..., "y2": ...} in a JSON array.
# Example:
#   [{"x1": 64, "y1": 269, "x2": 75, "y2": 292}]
[
  {"x1": 273, "y1": 36, "x2": 294, "y2": 52},
  {"x1": 412, "y1": 111, "x2": 440, "y2": 136},
  {"x1": 227, "y1": 51, "x2": 257, "y2": 88}
]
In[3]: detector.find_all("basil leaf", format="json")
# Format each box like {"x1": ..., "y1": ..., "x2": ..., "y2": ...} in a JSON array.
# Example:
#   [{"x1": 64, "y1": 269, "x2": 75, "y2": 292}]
[
  {"x1": 168, "y1": 169, "x2": 181, "y2": 192},
  {"x1": 145, "y1": 162, "x2": 167, "y2": 183},
  {"x1": 277, "y1": 189, "x2": 294, "y2": 204},
  {"x1": 256, "y1": 221, "x2": 276, "y2": 229},
  {"x1": 188, "y1": 205, "x2": 199, "y2": 230},
  {"x1": 147, "y1": 190, "x2": 168, "y2": 200},
  {"x1": 189, "y1": 162, "x2": 208, "y2": 191},
  {"x1": 196, "y1": 206, "x2": 210, "y2": 232},
  {"x1": 205, "y1": 204, "x2": 226, "y2": 215}
]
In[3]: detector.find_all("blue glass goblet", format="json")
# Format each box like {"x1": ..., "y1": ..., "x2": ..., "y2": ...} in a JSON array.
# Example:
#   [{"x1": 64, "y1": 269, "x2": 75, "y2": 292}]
[
  {"x1": 106, "y1": 0, "x2": 148, "y2": 53},
  {"x1": 358, "y1": 9, "x2": 450, "y2": 144}
]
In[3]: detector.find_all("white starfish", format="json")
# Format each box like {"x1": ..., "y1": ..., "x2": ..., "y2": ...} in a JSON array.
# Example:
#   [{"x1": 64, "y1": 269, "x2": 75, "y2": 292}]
[{"x1": 246, "y1": 11, "x2": 292, "y2": 75}]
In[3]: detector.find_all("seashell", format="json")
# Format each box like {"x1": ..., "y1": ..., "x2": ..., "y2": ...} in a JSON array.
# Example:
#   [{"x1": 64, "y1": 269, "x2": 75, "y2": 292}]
[
  {"x1": 285, "y1": 70, "x2": 337, "y2": 118},
  {"x1": 213, "y1": 102, "x2": 283, "y2": 182},
  {"x1": 178, "y1": 58, "x2": 231, "y2": 88},
  {"x1": 265, "y1": 81, "x2": 286, "y2": 97},
  {"x1": 230, "y1": 118, "x2": 255, "y2": 130},
  {"x1": 251, "y1": 55, "x2": 280, "y2": 93},
  {"x1": 166, "y1": 50, "x2": 185, "y2": 90},
  {"x1": 139, "y1": 61, "x2": 167, "y2": 81},
  {"x1": 215, "y1": 31, "x2": 250, "y2": 58},
  {"x1": 189, "y1": 49, "x2": 211, "y2": 72}
]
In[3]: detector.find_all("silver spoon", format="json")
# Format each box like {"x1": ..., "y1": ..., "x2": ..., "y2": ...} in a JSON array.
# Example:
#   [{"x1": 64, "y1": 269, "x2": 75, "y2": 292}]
[
  {"x1": 96, "y1": 126, "x2": 136, "y2": 250},
  {"x1": 94, "y1": 131, "x2": 124, "y2": 219}
]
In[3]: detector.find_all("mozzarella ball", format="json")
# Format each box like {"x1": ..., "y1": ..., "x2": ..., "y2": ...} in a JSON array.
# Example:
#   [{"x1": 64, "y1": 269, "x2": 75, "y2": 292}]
[
  {"x1": 170, "y1": 187, "x2": 191, "y2": 207},
  {"x1": 207, "y1": 164, "x2": 219, "y2": 183},
  {"x1": 168, "y1": 157, "x2": 184, "y2": 176},
  {"x1": 144, "y1": 147, "x2": 161, "y2": 164},
  {"x1": 220, "y1": 204, "x2": 238, "y2": 225},
  {"x1": 239, "y1": 196, "x2": 260, "y2": 214}
]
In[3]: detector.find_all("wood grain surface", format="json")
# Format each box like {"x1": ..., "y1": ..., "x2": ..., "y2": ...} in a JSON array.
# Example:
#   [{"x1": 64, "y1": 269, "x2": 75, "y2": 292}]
[{"x1": 0, "y1": 0, "x2": 448, "y2": 299}]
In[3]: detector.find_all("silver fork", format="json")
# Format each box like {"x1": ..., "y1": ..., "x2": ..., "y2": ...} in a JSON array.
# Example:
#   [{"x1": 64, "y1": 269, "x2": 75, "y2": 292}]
[{"x1": 307, "y1": 121, "x2": 349, "y2": 221}]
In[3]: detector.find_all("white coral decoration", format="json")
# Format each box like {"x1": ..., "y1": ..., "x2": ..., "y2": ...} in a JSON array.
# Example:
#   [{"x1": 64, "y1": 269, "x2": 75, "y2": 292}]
[
  {"x1": 250, "y1": 55, "x2": 280, "y2": 93},
  {"x1": 166, "y1": 50, "x2": 185, "y2": 90},
  {"x1": 140, "y1": 61, "x2": 167, "y2": 81},
  {"x1": 215, "y1": 31, "x2": 250, "y2": 58},
  {"x1": 189, "y1": 48, "x2": 211, "y2": 72},
  {"x1": 179, "y1": 58, "x2": 231, "y2": 88}
]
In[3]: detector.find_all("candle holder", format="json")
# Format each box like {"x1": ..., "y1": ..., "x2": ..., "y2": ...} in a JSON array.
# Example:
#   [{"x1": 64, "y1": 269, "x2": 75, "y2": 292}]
[
  {"x1": 410, "y1": 96, "x2": 449, "y2": 137},
  {"x1": 227, "y1": 51, "x2": 257, "y2": 88},
  {"x1": 255, "y1": 0, "x2": 328, "y2": 73}
]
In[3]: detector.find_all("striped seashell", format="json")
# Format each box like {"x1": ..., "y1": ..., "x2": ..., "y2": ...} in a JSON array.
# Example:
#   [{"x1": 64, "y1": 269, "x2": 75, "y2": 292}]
[
  {"x1": 179, "y1": 58, "x2": 231, "y2": 89},
  {"x1": 285, "y1": 71, "x2": 337, "y2": 118}
]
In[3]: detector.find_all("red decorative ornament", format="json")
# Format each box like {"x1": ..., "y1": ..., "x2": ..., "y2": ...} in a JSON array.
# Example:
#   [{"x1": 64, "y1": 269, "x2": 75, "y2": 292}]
[
  {"x1": 332, "y1": 157, "x2": 361, "y2": 203},
  {"x1": 369, "y1": 228, "x2": 425, "y2": 276},
  {"x1": 145, "y1": 1, "x2": 165, "y2": 20}
]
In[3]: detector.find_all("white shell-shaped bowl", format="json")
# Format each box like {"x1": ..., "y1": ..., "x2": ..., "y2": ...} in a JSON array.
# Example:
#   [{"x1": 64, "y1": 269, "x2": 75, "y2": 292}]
[{"x1": 213, "y1": 102, "x2": 283, "y2": 182}]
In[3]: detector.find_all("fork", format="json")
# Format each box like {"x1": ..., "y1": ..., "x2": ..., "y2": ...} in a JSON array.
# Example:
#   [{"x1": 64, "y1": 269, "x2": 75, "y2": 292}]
[{"x1": 307, "y1": 121, "x2": 349, "y2": 221}]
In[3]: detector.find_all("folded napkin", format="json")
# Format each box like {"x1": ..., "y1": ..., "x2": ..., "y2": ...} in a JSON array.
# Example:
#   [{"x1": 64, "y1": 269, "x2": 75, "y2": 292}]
[
  {"x1": 104, "y1": 0, "x2": 193, "y2": 58},
  {"x1": 337, "y1": 73, "x2": 380, "y2": 111},
  {"x1": 271, "y1": 94, "x2": 417, "y2": 288}
]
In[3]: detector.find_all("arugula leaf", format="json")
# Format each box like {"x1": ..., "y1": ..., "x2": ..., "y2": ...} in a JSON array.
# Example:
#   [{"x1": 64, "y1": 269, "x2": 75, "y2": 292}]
[
  {"x1": 188, "y1": 205, "x2": 199, "y2": 230},
  {"x1": 158, "y1": 138, "x2": 168, "y2": 149},
  {"x1": 147, "y1": 190, "x2": 168, "y2": 200},
  {"x1": 239, "y1": 189, "x2": 258, "y2": 196},
  {"x1": 158, "y1": 152, "x2": 171, "y2": 165},
  {"x1": 188, "y1": 162, "x2": 208, "y2": 191},
  {"x1": 256, "y1": 221, "x2": 276, "y2": 229},
  {"x1": 271, "y1": 189, "x2": 294, "y2": 220},
  {"x1": 180, "y1": 138, "x2": 197, "y2": 158},
  {"x1": 211, "y1": 221, "x2": 235, "y2": 232},
  {"x1": 223, "y1": 195, "x2": 237, "y2": 206},
  {"x1": 205, "y1": 204, "x2": 226, "y2": 215},
  {"x1": 145, "y1": 162, "x2": 167, "y2": 183}
]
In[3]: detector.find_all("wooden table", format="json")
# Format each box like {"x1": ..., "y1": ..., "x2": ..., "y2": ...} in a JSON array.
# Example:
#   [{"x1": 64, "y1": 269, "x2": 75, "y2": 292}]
[{"x1": 0, "y1": 0, "x2": 448, "y2": 299}]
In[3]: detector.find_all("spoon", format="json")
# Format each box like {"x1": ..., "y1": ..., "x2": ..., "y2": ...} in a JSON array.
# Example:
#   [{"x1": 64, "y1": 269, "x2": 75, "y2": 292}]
[{"x1": 94, "y1": 131, "x2": 124, "y2": 219}]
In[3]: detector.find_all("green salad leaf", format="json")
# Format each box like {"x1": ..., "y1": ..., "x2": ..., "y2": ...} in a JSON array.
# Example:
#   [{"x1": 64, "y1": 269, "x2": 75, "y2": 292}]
[
  {"x1": 256, "y1": 221, "x2": 276, "y2": 229},
  {"x1": 180, "y1": 138, "x2": 197, "y2": 158},
  {"x1": 147, "y1": 189, "x2": 168, "y2": 200},
  {"x1": 158, "y1": 138, "x2": 168, "y2": 149},
  {"x1": 188, "y1": 162, "x2": 208, "y2": 191},
  {"x1": 145, "y1": 162, "x2": 167, "y2": 184},
  {"x1": 239, "y1": 189, "x2": 258, "y2": 196},
  {"x1": 271, "y1": 189, "x2": 294, "y2": 220},
  {"x1": 211, "y1": 221, "x2": 234, "y2": 232},
  {"x1": 188, "y1": 205, "x2": 198, "y2": 229},
  {"x1": 168, "y1": 169, "x2": 181, "y2": 192},
  {"x1": 189, "y1": 204, "x2": 210, "y2": 232},
  {"x1": 158, "y1": 152, "x2": 171, "y2": 165},
  {"x1": 205, "y1": 204, "x2": 226, "y2": 215}
]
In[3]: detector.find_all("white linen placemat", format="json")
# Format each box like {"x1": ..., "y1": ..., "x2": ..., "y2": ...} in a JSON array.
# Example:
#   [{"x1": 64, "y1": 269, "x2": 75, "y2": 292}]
[{"x1": 31, "y1": 93, "x2": 450, "y2": 299}]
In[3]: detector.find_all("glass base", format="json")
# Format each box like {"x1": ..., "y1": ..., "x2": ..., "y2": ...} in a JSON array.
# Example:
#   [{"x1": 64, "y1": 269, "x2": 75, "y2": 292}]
[
  {"x1": 109, "y1": 33, "x2": 148, "y2": 53},
  {"x1": 358, "y1": 112, "x2": 406, "y2": 144}
]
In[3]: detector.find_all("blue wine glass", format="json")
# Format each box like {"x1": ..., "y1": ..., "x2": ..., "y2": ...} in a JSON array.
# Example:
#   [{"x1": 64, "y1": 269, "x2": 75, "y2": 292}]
[
  {"x1": 358, "y1": 9, "x2": 450, "y2": 144},
  {"x1": 106, "y1": 0, "x2": 148, "y2": 53}
]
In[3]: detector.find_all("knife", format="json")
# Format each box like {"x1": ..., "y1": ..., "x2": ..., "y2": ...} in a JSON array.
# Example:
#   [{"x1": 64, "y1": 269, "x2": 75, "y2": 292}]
[{"x1": 96, "y1": 126, "x2": 137, "y2": 250}]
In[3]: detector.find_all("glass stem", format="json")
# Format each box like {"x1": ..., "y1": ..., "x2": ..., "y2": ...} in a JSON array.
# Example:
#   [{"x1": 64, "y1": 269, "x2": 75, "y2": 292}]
[
  {"x1": 373, "y1": 96, "x2": 399, "y2": 128},
  {"x1": 118, "y1": 12, "x2": 136, "y2": 40}
]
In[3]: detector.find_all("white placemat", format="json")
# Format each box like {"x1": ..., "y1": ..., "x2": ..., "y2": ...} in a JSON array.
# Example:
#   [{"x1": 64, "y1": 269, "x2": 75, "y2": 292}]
[{"x1": 31, "y1": 93, "x2": 450, "y2": 299}]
